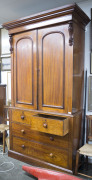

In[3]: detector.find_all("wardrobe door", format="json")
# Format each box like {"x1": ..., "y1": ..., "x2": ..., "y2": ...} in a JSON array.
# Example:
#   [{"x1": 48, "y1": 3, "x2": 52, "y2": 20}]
[
  {"x1": 13, "y1": 30, "x2": 37, "y2": 109},
  {"x1": 38, "y1": 25, "x2": 71, "y2": 114}
]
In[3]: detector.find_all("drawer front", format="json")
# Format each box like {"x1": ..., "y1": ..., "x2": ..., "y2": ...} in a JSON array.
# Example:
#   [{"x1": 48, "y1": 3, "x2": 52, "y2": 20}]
[
  {"x1": 11, "y1": 109, "x2": 33, "y2": 124},
  {"x1": 12, "y1": 122, "x2": 69, "y2": 149},
  {"x1": 12, "y1": 136, "x2": 69, "y2": 168},
  {"x1": 12, "y1": 122, "x2": 31, "y2": 139},
  {"x1": 31, "y1": 115, "x2": 69, "y2": 136}
]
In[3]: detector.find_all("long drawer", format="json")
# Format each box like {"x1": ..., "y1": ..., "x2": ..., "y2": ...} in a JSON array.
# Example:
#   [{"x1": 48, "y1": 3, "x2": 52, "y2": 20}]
[
  {"x1": 12, "y1": 122, "x2": 69, "y2": 149},
  {"x1": 12, "y1": 136, "x2": 69, "y2": 168}
]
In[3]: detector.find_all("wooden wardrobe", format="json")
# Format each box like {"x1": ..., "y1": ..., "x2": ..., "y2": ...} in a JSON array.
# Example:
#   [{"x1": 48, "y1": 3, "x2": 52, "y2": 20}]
[{"x1": 3, "y1": 4, "x2": 90, "y2": 174}]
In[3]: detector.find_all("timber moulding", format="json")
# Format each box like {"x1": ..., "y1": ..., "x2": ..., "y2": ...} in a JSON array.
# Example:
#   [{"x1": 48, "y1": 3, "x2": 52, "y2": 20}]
[{"x1": 3, "y1": 4, "x2": 90, "y2": 31}]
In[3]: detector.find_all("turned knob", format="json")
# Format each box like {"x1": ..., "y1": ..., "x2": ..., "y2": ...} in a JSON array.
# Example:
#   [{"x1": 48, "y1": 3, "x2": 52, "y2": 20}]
[
  {"x1": 50, "y1": 136, "x2": 54, "y2": 141},
  {"x1": 21, "y1": 129, "x2": 25, "y2": 134},
  {"x1": 50, "y1": 153, "x2": 53, "y2": 158},
  {"x1": 43, "y1": 123, "x2": 47, "y2": 128},
  {"x1": 21, "y1": 145, "x2": 25, "y2": 148},
  {"x1": 21, "y1": 116, "x2": 24, "y2": 120}
]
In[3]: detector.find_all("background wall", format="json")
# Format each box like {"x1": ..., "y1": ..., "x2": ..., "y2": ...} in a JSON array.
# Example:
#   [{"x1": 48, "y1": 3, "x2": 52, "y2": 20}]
[
  {"x1": 0, "y1": 29, "x2": 11, "y2": 105},
  {"x1": 78, "y1": 0, "x2": 92, "y2": 115}
]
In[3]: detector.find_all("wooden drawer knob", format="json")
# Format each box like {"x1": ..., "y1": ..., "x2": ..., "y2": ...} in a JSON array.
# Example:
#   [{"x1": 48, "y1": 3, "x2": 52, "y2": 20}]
[
  {"x1": 43, "y1": 123, "x2": 47, "y2": 128},
  {"x1": 21, "y1": 145, "x2": 25, "y2": 149},
  {"x1": 50, "y1": 136, "x2": 54, "y2": 141},
  {"x1": 21, "y1": 129, "x2": 25, "y2": 134},
  {"x1": 50, "y1": 153, "x2": 53, "y2": 158},
  {"x1": 21, "y1": 116, "x2": 24, "y2": 120}
]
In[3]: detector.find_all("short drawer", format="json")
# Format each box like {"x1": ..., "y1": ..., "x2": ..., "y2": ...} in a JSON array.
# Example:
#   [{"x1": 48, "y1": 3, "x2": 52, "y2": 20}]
[
  {"x1": 12, "y1": 122, "x2": 69, "y2": 149},
  {"x1": 31, "y1": 114, "x2": 69, "y2": 136},
  {"x1": 12, "y1": 122, "x2": 31, "y2": 139},
  {"x1": 12, "y1": 136, "x2": 69, "y2": 168},
  {"x1": 11, "y1": 109, "x2": 32, "y2": 124}
]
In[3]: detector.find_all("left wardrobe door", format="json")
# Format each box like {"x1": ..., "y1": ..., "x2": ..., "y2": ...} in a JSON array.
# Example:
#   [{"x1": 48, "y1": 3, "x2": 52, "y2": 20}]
[{"x1": 13, "y1": 30, "x2": 37, "y2": 109}]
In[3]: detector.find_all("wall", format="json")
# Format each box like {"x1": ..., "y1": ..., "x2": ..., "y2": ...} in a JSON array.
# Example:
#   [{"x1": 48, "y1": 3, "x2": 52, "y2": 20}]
[
  {"x1": 0, "y1": 28, "x2": 11, "y2": 105},
  {"x1": 78, "y1": 1, "x2": 92, "y2": 163},
  {"x1": 77, "y1": 0, "x2": 92, "y2": 114}
]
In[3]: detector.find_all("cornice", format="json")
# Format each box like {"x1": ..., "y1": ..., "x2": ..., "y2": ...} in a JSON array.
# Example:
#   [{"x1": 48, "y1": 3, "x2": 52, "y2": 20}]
[{"x1": 3, "y1": 3, "x2": 90, "y2": 30}]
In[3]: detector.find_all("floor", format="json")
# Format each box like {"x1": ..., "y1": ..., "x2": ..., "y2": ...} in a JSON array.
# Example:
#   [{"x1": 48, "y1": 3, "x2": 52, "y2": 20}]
[
  {"x1": 78, "y1": 163, "x2": 92, "y2": 180},
  {"x1": 0, "y1": 148, "x2": 37, "y2": 180},
  {"x1": 0, "y1": 146, "x2": 92, "y2": 180}
]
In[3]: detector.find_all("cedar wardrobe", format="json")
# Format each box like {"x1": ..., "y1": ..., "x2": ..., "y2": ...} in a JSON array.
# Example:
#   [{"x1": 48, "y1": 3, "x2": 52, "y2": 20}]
[{"x1": 3, "y1": 4, "x2": 90, "y2": 174}]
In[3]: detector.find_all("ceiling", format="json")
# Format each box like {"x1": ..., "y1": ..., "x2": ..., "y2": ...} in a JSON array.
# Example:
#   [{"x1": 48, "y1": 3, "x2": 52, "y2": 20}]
[{"x1": 0, "y1": 0, "x2": 89, "y2": 27}]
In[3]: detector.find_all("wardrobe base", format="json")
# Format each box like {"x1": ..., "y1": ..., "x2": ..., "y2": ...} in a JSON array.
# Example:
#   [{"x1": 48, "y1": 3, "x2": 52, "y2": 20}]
[{"x1": 8, "y1": 150, "x2": 73, "y2": 174}]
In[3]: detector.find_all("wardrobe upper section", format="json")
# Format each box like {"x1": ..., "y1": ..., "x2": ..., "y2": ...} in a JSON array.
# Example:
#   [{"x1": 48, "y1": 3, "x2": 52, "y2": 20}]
[{"x1": 3, "y1": 4, "x2": 90, "y2": 115}]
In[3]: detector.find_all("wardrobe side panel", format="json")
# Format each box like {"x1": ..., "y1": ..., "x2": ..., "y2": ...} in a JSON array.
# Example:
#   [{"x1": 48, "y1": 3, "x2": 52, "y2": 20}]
[{"x1": 72, "y1": 23, "x2": 85, "y2": 113}]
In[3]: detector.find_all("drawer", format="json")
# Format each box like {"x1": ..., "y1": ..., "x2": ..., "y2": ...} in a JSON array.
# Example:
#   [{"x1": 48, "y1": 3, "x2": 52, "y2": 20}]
[
  {"x1": 12, "y1": 122, "x2": 31, "y2": 139},
  {"x1": 11, "y1": 109, "x2": 33, "y2": 124},
  {"x1": 31, "y1": 114, "x2": 69, "y2": 136},
  {"x1": 12, "y1": 122, "x2": 69, "y2": 149},
  {"x1": 12, "y1": 136, "x2": 69, "y2": 168}
]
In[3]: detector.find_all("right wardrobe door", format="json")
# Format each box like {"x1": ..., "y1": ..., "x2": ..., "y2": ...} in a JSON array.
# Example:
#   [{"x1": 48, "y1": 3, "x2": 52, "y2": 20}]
[{"x1": 38, "y1": 24, "x2": 71, "y2": 114}]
